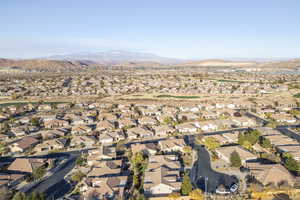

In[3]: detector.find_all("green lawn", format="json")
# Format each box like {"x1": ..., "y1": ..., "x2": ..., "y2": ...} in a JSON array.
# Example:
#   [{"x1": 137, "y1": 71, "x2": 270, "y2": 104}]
[{"x1": 156, "y1": 95, "x2": 200, "y2": 99}]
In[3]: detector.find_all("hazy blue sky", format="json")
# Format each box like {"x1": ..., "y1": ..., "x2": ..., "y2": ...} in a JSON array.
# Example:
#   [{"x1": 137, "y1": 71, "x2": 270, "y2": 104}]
[{"x1": 1, "y1": 0, "x2": 300, "y2": 59}]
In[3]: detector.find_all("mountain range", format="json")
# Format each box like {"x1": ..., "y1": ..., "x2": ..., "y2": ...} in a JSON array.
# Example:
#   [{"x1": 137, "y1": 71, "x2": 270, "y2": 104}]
[
  {"x1": 1, "y1": 50, "x2": 300, "y2": 72},
  {"x1": 47, "y1": 50, "x2": 183, "y2": 64}
]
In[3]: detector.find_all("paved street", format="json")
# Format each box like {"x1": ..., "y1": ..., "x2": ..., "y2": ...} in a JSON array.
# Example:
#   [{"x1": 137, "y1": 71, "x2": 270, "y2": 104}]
[{"x1": 190, "y1": 144, "x2": 238, "y2": 193}]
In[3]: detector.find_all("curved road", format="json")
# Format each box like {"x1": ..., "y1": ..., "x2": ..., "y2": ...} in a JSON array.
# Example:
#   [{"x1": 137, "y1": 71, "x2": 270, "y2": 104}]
[{"x1": 190, "y1": 144, "x2": 238, "y2": 193}]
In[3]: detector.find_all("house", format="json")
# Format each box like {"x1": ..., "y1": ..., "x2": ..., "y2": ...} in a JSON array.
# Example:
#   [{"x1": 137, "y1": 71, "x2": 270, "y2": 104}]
[
  {"x1": 97, "y1": 113, "x2": 117, "y2": 121},
  {"x1": 222, "y1": 132, "x2": 239, "y2": 143},
  {"x1": 177, "y1": 113, "x2": 199, "y2": 121},
  {"x1": 271, "y1": 114, "x2": 297, "y2": 124},
  {"x1": 87, "y1": 160, "x2": 122, "y2": 177},
  {"x1": 0, "y1": 173, "x2": 26, "y2": 188},
  {"x1": 71, "y1": 124, "x2": 92, "y2": 135},
  {"x1": 139, "y1": 107, "x2": 161, "y2": 116},
  {"x1": 156, "y1": 114, "x2": 176, "y2": 123},
  {"x1": 276, "y1": 145, "x2": 300, "y2": 161},
  {"x1": 7, "y1": 158, "x2": 47, "y2": 173},
  {"x1": 197, "y1": 121, "x2": 218, "y2": 131},
  {"x1": 201, "y1": 111, "x2": 219, "y2": 120},
  {"x1": 202, "y1": 135, "x2": 228, "y2": 145},
  {"x1": 130, "y1": 143, "x2": 158, "y2": 155},
  {"x1": 117, "y1": 118, "x2": 136, "y2": 129},
  {"x1": 214, "y1": 119, "x2": 234, "y2": 129},
  {"x1": 158, "y1": 138, "x2": 186, "y2": 153},
  {"x1": 232, "y1": 116, "x2": 256, "y2": 127},
  {"x1": 143, "y1": 155, "x2": 181, "y2": 196},
  {"x1": 152, "y1": 125, "x2": 174, "y2": 137},
  {"x1": 247, "y1": 162, "x2": 295, "y2": 186},
  {"x1": 217, "y1": 108, "x2": 236, "y2": 117},
  {"x1": 175, "y1": 123, "x2": 197, "y2": 133},
  {"x1": 38, "y1": 104, "x2": 52, "y2": 111},
  {"x1": 34, "y1": 139, "x2": 65, "y2": 152},
  {"x1": 87, "y1": 146, "x2": 117, "y2": 166},
  {"x1": 138, "y1": 117, "x2": 157, "y2": 126},
  {"x1": 40, "y1": 129, "x2": 66, "y2": 139},
  {"x1": 96, "y1": 120, "x2": 115, "y2": 131},
  {"x1": 179, "y1": 105, "x2": 199, "y2": 113},
  {"x1": 99, "y1": 133, "x2": 114, "y2": 145},
  {"x1": 56, "y1": 103, "x2": 71, "y2": 109},
  {"x1": 257, "y1": 127, "x2": 299, "y2": 147},
  {"x1": 215, "y1": 145, "x2": 256, "y2": 164},
  {"x1": 10, "y1": 126, "x2": 27, "y2": 137},
  {"x1": 3, "y1": 158, "x2": 48, "y2": 187},
  {"x1": 127, "y1": 127, "x2": 154, "y2": 139},
  {"x1": 108, "y1": 131, "x2": 126, "y2": 142},
  {"x1": 10, "y1": 136, "x2": 39, "y2": 153},
  {"x1": 44, "y1": 119, "x2": 69, "y2": 129},
  {"x1": 82, "y1": 176, "x2": 128, "y2": 200},
  {"x1": 70, "y1": 136, "x2": 96, "y2": 148}
]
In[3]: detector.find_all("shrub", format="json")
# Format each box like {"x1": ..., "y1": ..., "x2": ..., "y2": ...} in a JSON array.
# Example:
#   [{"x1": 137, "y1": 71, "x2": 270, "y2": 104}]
[{"x1": 230, "y1": 150, "x2": 242, "y2": 168}]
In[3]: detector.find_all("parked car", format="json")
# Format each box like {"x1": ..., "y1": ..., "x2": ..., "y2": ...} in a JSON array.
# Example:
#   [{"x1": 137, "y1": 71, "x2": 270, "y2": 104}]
[{"x1": 230, "y1": 183, "x2": 239, "y2": 193}]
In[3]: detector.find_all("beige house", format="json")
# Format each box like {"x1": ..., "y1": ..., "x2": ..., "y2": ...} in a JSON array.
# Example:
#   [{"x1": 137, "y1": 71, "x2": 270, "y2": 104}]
[
  {"x1": 10, "y1": 136, "x2": 39, "y2": 153},
  {"x1": 82, "y1": 176, "x2": 128, "y2": 200},
  {"x1": 144, "y1": 155, "x2": 181, "y2": 196},
  {"x1": 175, "y1": 123, "x2": 197, "y2": 133},
  {"x1": 127, "y1": 127, "x2": 154, "y2": 139},
  {"x1": 247, "y1": 162, "x2": 295, "y2": 186},
  {"x1": 70, "y1": 135, "x2": 96, "y2": 148},
  {"x1": 216, "y1": 145, "x2": 256, "y2": 164},
  {"x1": 158, "y1": 138, "x2": 186, "y2": 153},
  {"x1": 34, "y1": 139, "x2": 65, "y2": 152},
  {"x1": 152, "y1": 125, "x2": 174, "y2": 137}
]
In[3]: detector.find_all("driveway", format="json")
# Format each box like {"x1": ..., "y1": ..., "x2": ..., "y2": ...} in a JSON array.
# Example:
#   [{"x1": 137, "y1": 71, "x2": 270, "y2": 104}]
[{"x1": 190, "y1": 144, "x2": 238, "y2": 193}]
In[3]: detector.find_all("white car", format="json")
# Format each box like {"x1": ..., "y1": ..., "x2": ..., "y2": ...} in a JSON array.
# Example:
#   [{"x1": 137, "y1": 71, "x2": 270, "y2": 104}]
[{"x1": 230, "y1": 183, "x2": 239, "y2": 193}]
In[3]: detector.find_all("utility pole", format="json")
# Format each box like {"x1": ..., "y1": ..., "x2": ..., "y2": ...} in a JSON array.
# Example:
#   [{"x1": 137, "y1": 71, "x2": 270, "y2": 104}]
[{"x1": 204, "y1": 176, "x2": 208, "y2": 200}]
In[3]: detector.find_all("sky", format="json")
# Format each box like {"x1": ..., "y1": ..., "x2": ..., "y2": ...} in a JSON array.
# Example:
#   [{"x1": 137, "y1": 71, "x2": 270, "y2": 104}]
[{"x1": 0, "y1": 0, "x2": 300, "y2": 59}]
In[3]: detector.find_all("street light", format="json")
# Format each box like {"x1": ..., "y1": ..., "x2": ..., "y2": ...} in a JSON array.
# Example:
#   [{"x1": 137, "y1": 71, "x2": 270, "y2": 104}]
[{"x1": 204, "y1": 176, "x2": 208, "y2": 200}]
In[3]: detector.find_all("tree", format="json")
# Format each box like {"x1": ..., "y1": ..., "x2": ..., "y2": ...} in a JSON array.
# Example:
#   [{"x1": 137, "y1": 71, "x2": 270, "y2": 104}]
[
  {"x1": 181, "y1": 174, "x2": 193, "y2": 195},
  {"x1": 242, "y1": 140, "x2": 252, "y2": 151},
  {"x1": 203, "y1": 137, "x2": 220, "y2": 150},
  {"x1": 32, "y1": 167, "x2": 46, "y2": 180},
  {"x1": 259, "y1": 137, "x2": 272, "y2": 149},
  {"x1": 28, "y1": 192, "x2": 45, "y2": 200},
  {"x1": 75, "y1": 155, "x2": 87, "y2": 166},
  {"x1": 230, "y1": 151, "x2": 242, "y2": 168},
  {"x1": 12, "y1": 192, "x2": 26, "y2": 200},
  {"x1": 71, "y1": 170, "x2": 85, "y2": 182},
  {"x1": 189, "y1": 189, "x2": 204, "y2": 200},
  {"x1": 0, "y1": 122, "x2": 10, "y2": 134},
  {"x1": 168, "y1": 192, "x2": 181, "y2": 199},
  {"x1": 0, "y1": 142, "x2": 8, "y2": 156},
  {"x1": 30, "y1": 117, "x2": 41, "y2": 127},
  {"x1": 183, "y1": 146, "x2": 192, "y2": 154},
  {"x1": 283, "y1": 154, "x2": 299, "y2": 173},
  {"x1": 12, "y1": 192, "x2": 44, "y2": 200},
  {"x1": 238, "y1": 130, "x2": 261, "y2": 146},
  {"x1": 163, "y1": 116, "x2": 174, "y2": 125},
  {"x1": 130, "y1": 152, "x2": 147, "y2": 192}
]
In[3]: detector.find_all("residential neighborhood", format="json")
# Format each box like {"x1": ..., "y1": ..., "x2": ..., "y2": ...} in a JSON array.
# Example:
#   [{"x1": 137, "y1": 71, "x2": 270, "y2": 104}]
[{"x1": 0, "y1": 59, "x2": 300, "y2": 200}]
